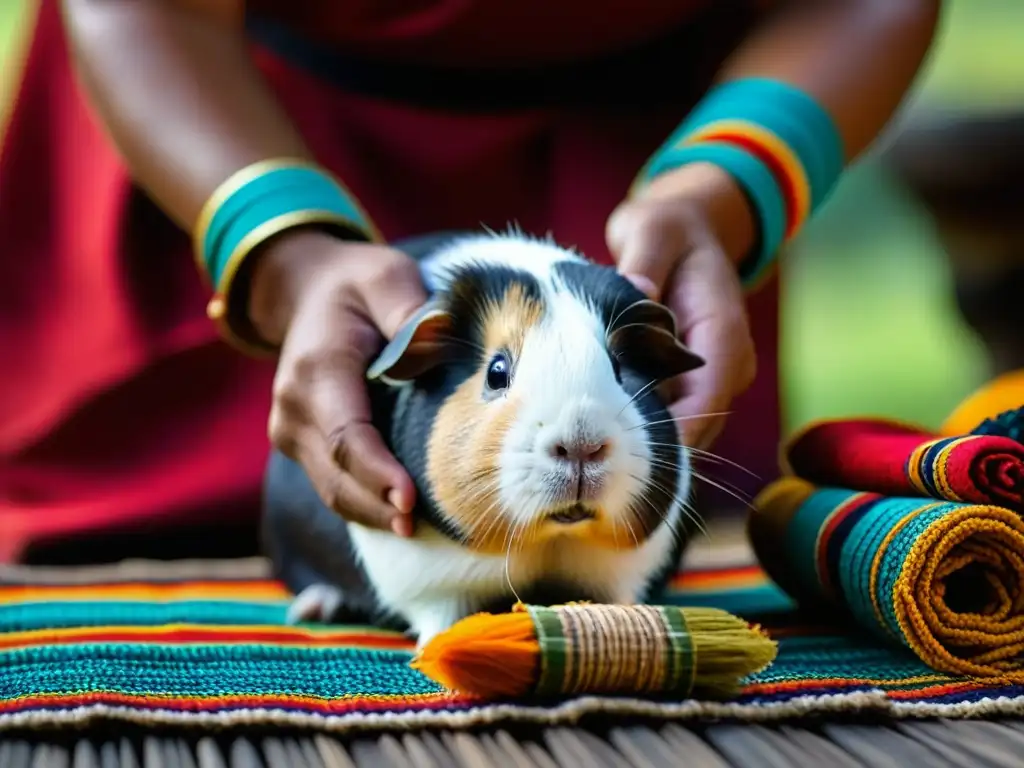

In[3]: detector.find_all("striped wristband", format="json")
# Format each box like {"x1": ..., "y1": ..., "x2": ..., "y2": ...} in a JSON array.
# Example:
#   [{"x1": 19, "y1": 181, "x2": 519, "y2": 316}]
[
  {"x1": 638, "y1": 78, "x2": 845, "y2": 287},
  {"x1": 192, "y1": 159, "x2": 381, "y2": 355}
]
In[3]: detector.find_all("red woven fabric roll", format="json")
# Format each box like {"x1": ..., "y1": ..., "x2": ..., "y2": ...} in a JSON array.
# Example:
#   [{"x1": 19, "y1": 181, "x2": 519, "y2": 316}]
[{"x1": 784, "y1": 418, "x2": 1024, "y2": 509}]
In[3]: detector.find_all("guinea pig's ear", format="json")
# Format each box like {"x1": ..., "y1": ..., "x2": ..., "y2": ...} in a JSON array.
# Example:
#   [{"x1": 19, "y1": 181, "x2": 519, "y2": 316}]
[
  {"x1": 366, "y1": 299, "x2": 453, "y2": 384},
  {"x1": 609, "y1": 299, "x2": 704, "y2": 380}
]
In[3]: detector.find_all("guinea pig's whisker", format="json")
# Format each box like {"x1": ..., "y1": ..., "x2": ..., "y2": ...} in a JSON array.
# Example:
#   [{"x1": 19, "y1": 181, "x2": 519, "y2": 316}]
[
  {"x1": 609, "y1": 514, "x2": 622, "y2": 549},
  {"x1": 617, "y1": 377, "x2": 660, "y2": 417},
  {"x1": 647, "y1": 460, "x2": 694, "y2": 482},
  {"x1": 503, "y1": 521, "x2": 524, "y2": 606},
  {"x1": 637, "y1": 459, "x2": 690, "y2": 488},
  {"x1": 470, "y1": 494, "x2": 506, "y2": 546},
  {"x1": 626, "y1": 411, "x2": 734, "y2": 432},
  {"x1": 633, "y1": 451, "x2": 685, "y2": 472},
  {"x1": 679, "y1": 500, "x2": 711, "y2": 544},
  {"x1": 641, "y1": 477, "x2": 708, "y2": 542},
  {"x1": 462, "y1": 490, "x2": 502, "y2": 519},
  {"x1": 696, "y1": 475, "x2": 745, "y2": 505},
  {"x1": 621, "y1": 509, "x2": 641, "y2": 549},
  {"x1": 641, "y1": 441, "x2": 760, "y2": 480},
  {"x1": 689, "y1": 467, "x2": 750, "y2": 501},
  {"x1": 604, "y1": 306, "x2": 625, "y2": 339},
  {"x1": 627, "y1": 470, "x2": 674, "y2": 503},
  {"x1": 617, "y1": 497, "x2": 645, "y2": 549},
  {"x1": 690, "y1": 470, "x2": 755, "y2": 511},
  {"x1": 685, "y1": 446, "x2": 759, "y2": 479},
  {"x1": 468, "y1": 487, "x2": 507, "y2": 540},
  {"x1": 629, "y1": 452, "x2": 695, "y2": 488},
  {"x1": 639, "y1": 473, "x2": 711, "y2": 540},
  {"x1": 688, "y1": 453, "x2": 759, "y2": 479},
  {"x1": 626, "y1": 471, "x2": 685, "y2": 525},
  {"x1": 631, "y1": 487, "x2": 707, "y2": 543}
]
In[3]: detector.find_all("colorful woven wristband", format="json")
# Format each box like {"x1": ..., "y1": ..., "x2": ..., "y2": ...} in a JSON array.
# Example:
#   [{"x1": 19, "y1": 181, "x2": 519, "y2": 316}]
[
  {"x1": 193, "y1": 158, "x2": 381, "y2": 355},
  {"x1": 638, "y1": 78, "x2": 845, "y2": 287},
  {"x1": 647, "y1": 143, "x2": 787, "y2": 285}
]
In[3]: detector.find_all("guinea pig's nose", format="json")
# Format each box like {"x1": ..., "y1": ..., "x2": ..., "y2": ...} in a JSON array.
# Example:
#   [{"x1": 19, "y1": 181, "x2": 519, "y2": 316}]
[{"x1": 550, "y1": 438, "x2": 610, "y2": 463}]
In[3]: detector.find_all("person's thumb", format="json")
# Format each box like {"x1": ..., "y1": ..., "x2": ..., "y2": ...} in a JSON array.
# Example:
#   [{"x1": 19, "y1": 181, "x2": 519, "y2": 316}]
[
  {"x1": 606, "y1": 204, "x2": 677, "y2": 300},
  {"x1": 360, "y1": 248, "x2": 431, "y2": 341}
]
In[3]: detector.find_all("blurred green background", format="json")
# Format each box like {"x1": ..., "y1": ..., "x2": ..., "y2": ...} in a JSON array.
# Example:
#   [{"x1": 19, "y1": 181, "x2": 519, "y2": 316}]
[{"x1": 2, "y1": 1, "x2": 1022, "y2": 434}]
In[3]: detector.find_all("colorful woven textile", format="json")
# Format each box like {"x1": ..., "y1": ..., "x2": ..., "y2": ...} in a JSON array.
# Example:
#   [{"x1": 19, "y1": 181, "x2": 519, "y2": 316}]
[
  {"x1": 750, "y1": 477, "x2": 1024, "y2": 680},
  {"x1": 783, "y1": 417, "x2": 1024, "y2": 509},
  {"x1": 2, "y1": 544, "x2": 1023, "y2": 733}
]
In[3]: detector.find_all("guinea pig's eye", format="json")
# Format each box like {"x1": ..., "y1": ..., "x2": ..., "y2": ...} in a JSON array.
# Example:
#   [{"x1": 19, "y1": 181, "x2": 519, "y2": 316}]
[{"x1": 485, "y1": 353, "x2": 511, "y2": 391}]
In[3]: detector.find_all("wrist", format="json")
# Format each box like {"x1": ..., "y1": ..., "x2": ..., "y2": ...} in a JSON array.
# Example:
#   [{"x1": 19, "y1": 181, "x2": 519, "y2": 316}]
[
  {"x1": 247, "y1": 227, "x2": 342, "y2": 347},
  {"x1": 638, "y1": 162, "x2": 756, "y2": 266},
  {"x1": 635, "y1": 78, "x2": 845, "y2": 288}
]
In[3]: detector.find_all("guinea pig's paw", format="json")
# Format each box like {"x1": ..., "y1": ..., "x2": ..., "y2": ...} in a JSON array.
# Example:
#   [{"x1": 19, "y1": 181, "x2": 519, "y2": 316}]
[{"x1": 286, "y1": 584, "x2": 345, "y2": 625}]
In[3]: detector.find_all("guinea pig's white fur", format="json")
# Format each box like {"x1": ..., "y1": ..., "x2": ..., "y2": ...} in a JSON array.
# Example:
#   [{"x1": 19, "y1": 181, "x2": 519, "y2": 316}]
[{"x1": 294, "y1": 233, "x2": 693, "y2": 648}]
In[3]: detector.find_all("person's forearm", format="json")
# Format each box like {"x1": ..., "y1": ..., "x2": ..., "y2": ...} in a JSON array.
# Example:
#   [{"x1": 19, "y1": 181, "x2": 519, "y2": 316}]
[
  {"x1": 61, "y1": 0, "x2": 313, "y2": 231},
  {"x1": 719, "y1": 0, "x2": 942, "y2": 162}
]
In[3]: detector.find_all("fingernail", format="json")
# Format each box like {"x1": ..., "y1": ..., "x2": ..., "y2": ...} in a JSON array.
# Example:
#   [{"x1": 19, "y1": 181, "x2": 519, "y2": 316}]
[
  {"x1": 391, "y1": 516, "x2": 413, "y2": 537},
  {"x1": 387, "y1": 488, "x2": 406, "y2": 513},
  {"x1": 622, "y1": 273, "x2": 659, "y2": 300}
]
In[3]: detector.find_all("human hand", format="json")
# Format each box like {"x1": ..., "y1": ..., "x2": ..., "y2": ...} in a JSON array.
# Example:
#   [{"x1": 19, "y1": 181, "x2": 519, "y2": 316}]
[
  {"x1": 247, "y1": 229, "x2": 428, "y2": 536},
  {"x1": 607, "y1": 162, "x2": 758, "y2": 450}
]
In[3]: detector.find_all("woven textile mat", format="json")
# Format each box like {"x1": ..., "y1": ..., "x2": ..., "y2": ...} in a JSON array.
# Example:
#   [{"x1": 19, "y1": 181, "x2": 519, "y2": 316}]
[{"x1": 2, "y1": 532, "x2": 1023, "y2": 735}]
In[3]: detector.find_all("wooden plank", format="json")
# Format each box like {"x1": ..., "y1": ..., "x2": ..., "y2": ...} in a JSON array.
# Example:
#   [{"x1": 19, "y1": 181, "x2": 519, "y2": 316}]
[
  {"x1": 776, "y1": 726, "x2": 865, "y2": 767},
  {"x1": 415, "y1": 733, "x2": 457, "y2": 768},
  {"x1": 608, "y1": 727, "x2": 684, "y2": 768},
  {"x1": 228, "y1": 739, "x2": 264, "y2": 768},
  {"x1": 659, "y1": 724, "x2": 732, "y2": 768},
  {"x1": 446, "y1": 732, "x2": 501, "y2": 768},
  {"x1": 897, "y1": 721, "x2": 1020, "y2": 768},
  {"x1": 705, "y1": 724, "x2": 803, "y2": 768},
  {"x1": 196, "y1": 738, "x2": 227, "y2": 768},
  {"x1": 823, "y1": 725, "x2": 957, "y2": 768},
  {"x1": 73, "y1": 740, "x2": 101, "y2": 768},
  {"x1": 5, "y1": 741, "x2": 32, "y2": 768},
  {"x1": 474, "y1": 734, "x2": 517, "y2": 768},
  {"x1": 313, "y1": 736, "x2": 356, "y2": 768},
  {"x1": 397, "y1": 735, "x2": 440, "y2": 768},
  {"x1": 493, "y1": 731, "x2": 549, "y2": 768}
]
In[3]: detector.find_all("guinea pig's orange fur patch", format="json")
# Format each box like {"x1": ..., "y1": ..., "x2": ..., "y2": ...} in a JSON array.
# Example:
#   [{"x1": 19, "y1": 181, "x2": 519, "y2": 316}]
[{"x1": 425, "y1": 285, "x2": 544, "y2": 553}]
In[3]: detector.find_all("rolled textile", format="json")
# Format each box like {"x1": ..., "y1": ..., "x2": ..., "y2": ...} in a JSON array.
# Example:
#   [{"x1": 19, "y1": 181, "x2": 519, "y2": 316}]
[
  {"x1": 749, "y1": 477, "x2": 1024, "y2": 679},
  {"x1": 783, "y1": 417, "x2": 1024, "y2": 510}
]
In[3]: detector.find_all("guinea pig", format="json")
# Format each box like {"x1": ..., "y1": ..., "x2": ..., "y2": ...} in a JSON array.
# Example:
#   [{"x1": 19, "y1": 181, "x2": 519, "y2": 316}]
[{"x1": 261, "y1": 230, "x2": 705, "y2": 648}]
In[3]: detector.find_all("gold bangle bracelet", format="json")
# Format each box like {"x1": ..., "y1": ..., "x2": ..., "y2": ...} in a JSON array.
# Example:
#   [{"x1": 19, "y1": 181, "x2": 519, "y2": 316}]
[{"x1": 191, "y1": 158, "x2": 385, "y2": 287}]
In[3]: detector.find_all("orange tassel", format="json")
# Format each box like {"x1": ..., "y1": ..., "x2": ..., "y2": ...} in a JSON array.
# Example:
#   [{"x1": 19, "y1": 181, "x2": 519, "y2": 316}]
[{"x1": 411, "y1": 604, "x2": 538, "y2": 698}]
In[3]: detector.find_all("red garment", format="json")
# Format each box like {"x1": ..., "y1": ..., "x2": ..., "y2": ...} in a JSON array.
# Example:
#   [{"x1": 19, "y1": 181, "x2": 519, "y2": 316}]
[
  {"x1": 0, "y1": 0, "x2": 779, "y2": 562},
  {"x1": 784, "y1": 418, "x2": 1024, "y2": 509}
]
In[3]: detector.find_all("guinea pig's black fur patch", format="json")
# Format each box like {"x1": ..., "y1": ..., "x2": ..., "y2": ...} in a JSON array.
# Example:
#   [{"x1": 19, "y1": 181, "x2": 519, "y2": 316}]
[{"x1": 553, "y1": 259, "x2": 650, "y2": 325}]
